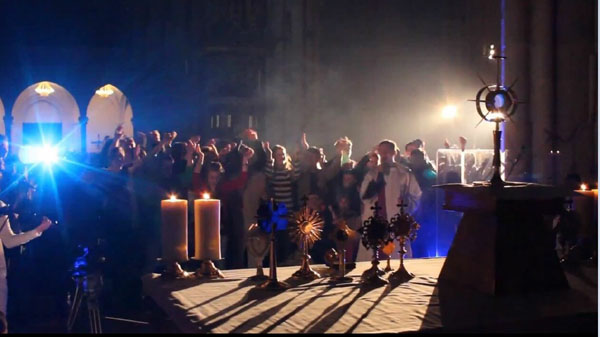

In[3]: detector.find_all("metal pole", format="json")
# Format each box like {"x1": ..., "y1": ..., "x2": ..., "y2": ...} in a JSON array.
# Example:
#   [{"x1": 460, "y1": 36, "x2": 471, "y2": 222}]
[{"x1": 499, "y1": 0, "x2": 506, "y2": 153}]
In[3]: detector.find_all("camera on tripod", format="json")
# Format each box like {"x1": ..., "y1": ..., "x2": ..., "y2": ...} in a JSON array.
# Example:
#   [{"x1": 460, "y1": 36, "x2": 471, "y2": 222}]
[
  {"x1": 70, "y1": 242, "x2": 106, "y2": 278},
  {"x1": 67, "y1": 241, "x2": 107, "y2": 333}
]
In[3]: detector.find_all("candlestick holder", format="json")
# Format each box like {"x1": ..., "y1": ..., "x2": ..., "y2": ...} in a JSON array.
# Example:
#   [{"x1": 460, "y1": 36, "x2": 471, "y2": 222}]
[
  {"x1": 382, "y1": 241, "x2": 395, "y2": 272},
  {"x1": 388, "y1": 237, "x2": 414, "y2": 284},
  {"x1": 162, "y1": 261, "x2": 192, "y2": 279},
  {"x1": 388, "y1": 200, "x2": 420, "y2": 285},
  {"x1": 195, "y1": 259, "x2": 225, "y2": 279},
  {"x1": 329, "y1": 221, "x2": 354, "y2": 283},
  {"x1": 329, "y1": 248, "x2": 353, "y2": 284},
  {"x1": 357, "y1": 202, "x2": 392, "y2": 287},
  {"x1": 258, "y1": 200, "x2": 289, "y2": 290},
  {"x1": 259, "y1": 224, "x2": 289, "y2": 290},
  {"x1": 361, "y1": 250, "x2": 388, "y2": 286},
  {"x1": 290, "y1": 203, "x2": 324, "y2": 280}
]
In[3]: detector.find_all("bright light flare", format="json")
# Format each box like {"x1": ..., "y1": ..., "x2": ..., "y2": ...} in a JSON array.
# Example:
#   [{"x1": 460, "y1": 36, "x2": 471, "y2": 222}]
[
  {"x1": 95, "y1": 84, "x2": 114, "y2": 98},
  {"x1": 487, "y1": 112, "x2": 506, "y2": 122},
  {"x1": 488, "y1": 44, "x2": 496, "y2": 60},
  {"x1": 441, "y1": 105, "x2": 457, "y2": 119},
  {"x1": 580, "y1": 183, "x2": 588, "y2": 191},
  {"x1": 169, "y1": 194, "x2": 177, "y2": 201},
  {"x1": 34, "y1": 82, "x2": 55, "y2": 96},
  {"x1": 202, "y1": 193, "x2": 210, "y2": 200},
  {"x1": 20, "y1": 145, "x2": 60, "y2": 165}
]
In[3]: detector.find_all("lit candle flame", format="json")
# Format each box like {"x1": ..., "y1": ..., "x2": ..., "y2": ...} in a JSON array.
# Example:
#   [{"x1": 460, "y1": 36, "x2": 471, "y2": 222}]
[
  {"x1": 580, "y1": 184, "x2": 588, "y2": 191},
  {"x1": 203, "y1": 193, "x2": 210, "y2": 200},
  {"x1": 170, "y1": 194, "x2": 177, "y2": 201}
]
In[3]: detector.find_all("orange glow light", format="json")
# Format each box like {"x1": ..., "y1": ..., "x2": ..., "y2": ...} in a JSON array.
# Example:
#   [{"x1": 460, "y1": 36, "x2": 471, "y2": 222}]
[
  {"x1": 203, "y1": 193, "x2": 210, "y2": 200},
  {"x1": 170, "y1": 195, "x2": 177, "y2": 201},
  {"x1": 580, "y1": 184, "x2": 588, "y2": 191}
]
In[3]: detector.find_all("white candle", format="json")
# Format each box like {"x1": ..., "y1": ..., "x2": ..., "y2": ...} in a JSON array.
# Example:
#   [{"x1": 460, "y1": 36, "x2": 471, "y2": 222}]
[
  {"x1": 194, "y1": 193, "x2": 221, "y2": 260},
  {"x1": 161, "y1": 195, "x2": 189, "y2": 262}
]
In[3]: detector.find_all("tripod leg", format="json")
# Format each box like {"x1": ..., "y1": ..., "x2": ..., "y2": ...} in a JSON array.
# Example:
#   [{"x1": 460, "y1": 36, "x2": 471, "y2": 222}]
[
  {"x1": 93, "y1": 307, "x2": 102, "y2": 334},
  {"x1": 87, "y1": 297, "x2": 102, "y2": 334},
  {"x1": 67, "y1": 285, "x2": 83, "y2": 331}
]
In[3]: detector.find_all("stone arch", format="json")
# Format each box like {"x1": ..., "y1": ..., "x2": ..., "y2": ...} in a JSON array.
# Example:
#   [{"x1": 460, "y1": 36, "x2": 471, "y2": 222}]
[
  {"x1": 11, "y1": 81, "x2": 81, "y2": 152},
  {"x1": 85, "y1": 84, "x2": 133, "y2": 153}
]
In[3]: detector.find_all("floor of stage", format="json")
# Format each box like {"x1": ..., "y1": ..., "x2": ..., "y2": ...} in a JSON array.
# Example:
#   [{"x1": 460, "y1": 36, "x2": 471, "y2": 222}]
[
  {"x1": 140, "y1": 257, "x2": 597, "y2": 334},
  {"x1": 6, "y1": 256, "x2": 596, "y2": 333}
]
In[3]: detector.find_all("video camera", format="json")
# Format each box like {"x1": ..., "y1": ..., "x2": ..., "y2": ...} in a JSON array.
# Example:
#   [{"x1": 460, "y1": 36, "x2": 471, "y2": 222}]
[{"x1": 70, "y1": 241, "x2": 106, "y2": 278}]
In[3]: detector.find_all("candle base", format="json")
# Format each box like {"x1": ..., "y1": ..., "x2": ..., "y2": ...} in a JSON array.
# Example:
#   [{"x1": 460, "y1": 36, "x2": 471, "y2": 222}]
[
  {"x1": 384, "y1": 257, "x2": 394, "y2": 272},
  {"x1": 161, "y1": 261, "x2": 192, "y2": 279},
  {"x1": 249, "y1": 264, "x2": 269, "y2": 282},
  {"x1": 258, "y1": 278, "x2": 290, "y2": 290},
  {"x1": 292, "y1": 254, "x2": 321, "y2": 280},
  {"x1": 361, "y1": 257, "x2": 388, "y2": 287},
  {"x1": 330, "y1": 248, "x2": 353, "y2": 284},
  {"x1": 195, "y1": 260, "x2": 225, "y2": 279},
  {"x1": 389, "y1": 245, "x2": 414, "y2": 285},
  {"x1": 388, "y1": 264, "x2": 415, "y2": 285}
]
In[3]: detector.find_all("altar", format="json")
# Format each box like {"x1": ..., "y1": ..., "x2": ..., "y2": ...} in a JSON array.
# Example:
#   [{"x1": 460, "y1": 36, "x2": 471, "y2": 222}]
[{"x1": 141, "y1": 257, "x2": 596, "y2": 333}]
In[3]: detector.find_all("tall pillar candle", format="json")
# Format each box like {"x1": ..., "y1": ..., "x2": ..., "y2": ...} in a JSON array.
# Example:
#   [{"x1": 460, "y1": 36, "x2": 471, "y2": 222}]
[
  {"x1": 194, "y1": 194, "x2": 221, "y2": 260},
  {"x1": 161, "y1": 196, "x2": 189, "y2": 262}
]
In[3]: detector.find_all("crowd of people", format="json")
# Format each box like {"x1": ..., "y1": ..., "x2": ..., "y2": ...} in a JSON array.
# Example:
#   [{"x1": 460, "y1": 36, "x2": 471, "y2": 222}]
[
  {"x1": 0, "y1": 126, "x2": 444, "y2": 326},
  {"x1": 87, "y1": 126, "x2": 442, "y2": 272}
]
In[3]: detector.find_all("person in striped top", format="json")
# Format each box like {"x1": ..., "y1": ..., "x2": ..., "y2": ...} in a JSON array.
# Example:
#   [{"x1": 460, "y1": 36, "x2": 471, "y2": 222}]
[
  {"x1": 262, "y1": 142, "x2": 301, "y2": 265},
  {"x1": 262, "y1": 142, "x2": 301, "y2": 212}
]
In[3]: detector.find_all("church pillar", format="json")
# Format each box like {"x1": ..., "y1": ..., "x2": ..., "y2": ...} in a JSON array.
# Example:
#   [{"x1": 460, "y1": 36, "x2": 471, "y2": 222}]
[
  {"x1": 529, "y1": 0, "x2": 556, "y2": 184},
  {"x1": 504, "y1": 0, "x2": 532, "y2": 181},
  {"x1": 79, "y1": 115, "x2": 88, "y2": 154}
]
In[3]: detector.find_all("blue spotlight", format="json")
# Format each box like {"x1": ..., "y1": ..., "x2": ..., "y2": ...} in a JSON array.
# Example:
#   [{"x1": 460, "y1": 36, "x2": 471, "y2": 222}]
[{"x1": 20, "y1": 145, "x2": 61, "y2": 165}]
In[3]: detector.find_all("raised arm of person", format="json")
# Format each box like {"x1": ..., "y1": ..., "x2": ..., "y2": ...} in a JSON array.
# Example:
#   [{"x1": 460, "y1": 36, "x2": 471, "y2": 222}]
[
  {"x1": 320, "y1": 138, "x2": 347, "y2": 183},
  {"x1": 352, "y1": 153, "x2": 371, "y2": 185},
  {"x1": 219, "y1": 147, "x2": 254, "y2": 194},
  {"x1": 262, "y1": 141, "x2": 275, "y2": 178},
  {"x1": 111, "y1": 125, "x2": 125, "y2": 149},
  {"x1": 398, "y1": 168, "x2": 422, "y2": 215},
  {"x1": 0, "y1": 213, "x2": 51, "y2": 249}
]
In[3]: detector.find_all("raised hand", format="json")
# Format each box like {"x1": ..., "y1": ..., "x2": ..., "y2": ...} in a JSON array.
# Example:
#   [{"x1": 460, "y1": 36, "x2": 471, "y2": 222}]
[
  {"x1": 35, "y1": 216, "x2": 53, "y2": 234},
  {"x1": 458, "y1": 136, "x2": 467, "y2": 151},
  {"x1": 263, "y1": 141, "x2": 273, "y2": 160},
  {"x1": 334, "y1": 136, "x2": 350, "y2": 155},
  {"x1": 300, "y1": 133, "x2": 309, "y2": 151},
  {"x1": 114, "y1": 125, "x2": 124, "y2": 139},
  {"x1": 219, "y1": 144, "x2": 232, "y2": 157},
  {"x1": 243, "y1": 146, "x2": 255, "y2": 161}
]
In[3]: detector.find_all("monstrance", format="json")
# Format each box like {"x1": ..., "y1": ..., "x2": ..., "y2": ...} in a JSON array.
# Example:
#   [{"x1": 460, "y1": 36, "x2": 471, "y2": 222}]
[
  {"x1": 388, "y1": 200, "x2": 420, "y2": 284},
  {"x1": 470, "y1": 52, "x2": 521, "y2": 187},
  {"x1": 289, "y1": 200, "x2": 324, "y2": 280},
  {"x1": 357, "y1": 202, "x2": 392, "y2": 287}
]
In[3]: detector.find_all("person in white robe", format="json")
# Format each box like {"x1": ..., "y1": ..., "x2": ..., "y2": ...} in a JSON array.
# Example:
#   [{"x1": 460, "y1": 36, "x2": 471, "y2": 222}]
[{"x1": 357, "y1": 140, "x2": 422, "y2": 262}]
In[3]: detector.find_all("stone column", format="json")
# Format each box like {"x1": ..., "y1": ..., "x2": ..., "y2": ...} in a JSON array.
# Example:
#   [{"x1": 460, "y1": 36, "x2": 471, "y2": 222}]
[{"x1": 529, "y1": 0, "x2": 556, "y2": 184}]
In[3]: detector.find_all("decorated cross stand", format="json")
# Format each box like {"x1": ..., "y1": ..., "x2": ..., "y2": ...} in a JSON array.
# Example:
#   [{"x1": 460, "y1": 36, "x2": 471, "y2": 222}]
[
  {"x1": 290, "y1": 196, "x2": 324, "y2": 280},
  {"x1": 388, "y1": 199, "x2": 420, "y2": 284},
  {"x1": 257, "y1": 199, "x2": 290, "y2": 290},
  {"x1": 357, "y1": 202, "x2": 393, "y2": 287}
]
